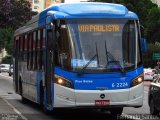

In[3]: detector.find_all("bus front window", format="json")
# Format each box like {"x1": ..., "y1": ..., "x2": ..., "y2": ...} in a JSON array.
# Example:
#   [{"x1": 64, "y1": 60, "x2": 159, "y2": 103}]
[{"x1": 58, "y1": 19, "x2": 142, "y2": 73}]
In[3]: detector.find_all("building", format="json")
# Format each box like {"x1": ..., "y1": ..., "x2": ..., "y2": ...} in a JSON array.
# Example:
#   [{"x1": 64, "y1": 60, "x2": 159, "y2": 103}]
[
  {"x1": 27, "y1": 0, "x2": 89, "y2": 13},
  {"x1": 151, "y1": 0, "x2": 160, "y2": 6}
]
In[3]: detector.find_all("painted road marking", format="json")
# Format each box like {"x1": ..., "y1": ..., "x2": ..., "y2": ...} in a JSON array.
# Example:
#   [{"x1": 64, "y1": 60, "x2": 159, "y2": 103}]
[{"x1": 3, "y1": 98, "x2": 28, "y2": 120}]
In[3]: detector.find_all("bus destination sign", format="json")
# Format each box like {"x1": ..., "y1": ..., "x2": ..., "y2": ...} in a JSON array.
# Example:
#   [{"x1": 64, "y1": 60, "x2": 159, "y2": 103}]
[{"x1": 78, "y1": 24, "x2": 120, "y2": 32}]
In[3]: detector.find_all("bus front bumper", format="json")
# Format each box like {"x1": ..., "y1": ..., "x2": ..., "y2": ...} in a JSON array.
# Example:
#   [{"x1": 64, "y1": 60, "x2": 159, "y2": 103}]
[{"x1": 53, "y1": 82, "x2": 143, "y2": 108}]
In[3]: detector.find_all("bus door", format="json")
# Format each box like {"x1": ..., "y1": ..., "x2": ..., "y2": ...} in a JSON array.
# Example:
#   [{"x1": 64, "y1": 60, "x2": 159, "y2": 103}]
[
  {"x1": 45, "y1": 23, "x2": 56, "y2": 109},
  {"x1": 14, "y1": 38, "x2": 19, "y2": 93}
]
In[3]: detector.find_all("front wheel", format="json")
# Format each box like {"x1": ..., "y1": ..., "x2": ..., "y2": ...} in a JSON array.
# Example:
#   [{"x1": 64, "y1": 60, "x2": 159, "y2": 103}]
[
  {"x1": 19, "y1": 80, "x2": 28, "y2": 104},
  {"x1": 110, "y1": 107, "x2": 123, "y2": 116}
]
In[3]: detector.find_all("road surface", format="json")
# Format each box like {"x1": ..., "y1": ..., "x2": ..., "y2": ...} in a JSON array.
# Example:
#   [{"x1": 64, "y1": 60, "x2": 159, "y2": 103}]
[{"x1": 0, "y1": 73, "x2": 159, "y2": 120}]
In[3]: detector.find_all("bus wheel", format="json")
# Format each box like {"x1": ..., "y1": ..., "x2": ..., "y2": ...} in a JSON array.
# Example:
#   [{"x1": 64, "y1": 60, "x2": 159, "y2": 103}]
[
  {"x1": 40, "y1": 85, "x2": 44, "y2": 110},
  {"x1": 110, "y1": 107, "x2": 123, "y2": 116},
  {"x1": 19, "y1": 79, "x2": 28, "y2": 104}
]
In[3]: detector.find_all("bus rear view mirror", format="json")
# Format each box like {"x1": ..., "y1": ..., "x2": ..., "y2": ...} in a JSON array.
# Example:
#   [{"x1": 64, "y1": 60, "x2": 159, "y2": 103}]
[
  {"x1": 140, "y1": 25, "x2": 144, "y2": 38},
  {"x1": 140, "y1": 25, "x2": 147, "y2": 53},
  {"x1": 141, "y1": 38, "x2": 147, "y2": 53}
]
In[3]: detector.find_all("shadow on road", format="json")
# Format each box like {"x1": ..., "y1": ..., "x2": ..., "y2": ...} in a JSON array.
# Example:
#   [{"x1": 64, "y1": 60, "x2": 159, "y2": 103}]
[{"x1": 15, "y1": 99, "x2": 136, "y2": 120}]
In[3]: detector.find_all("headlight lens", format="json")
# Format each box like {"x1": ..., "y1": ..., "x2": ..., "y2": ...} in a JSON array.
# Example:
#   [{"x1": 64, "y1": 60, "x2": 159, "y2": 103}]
[
  {"x1": 54, "y1": 75, "x2": 74, "y2": 89},
  {"x1": 131, "y1": 74, "x2": 143, "y2": 87}
]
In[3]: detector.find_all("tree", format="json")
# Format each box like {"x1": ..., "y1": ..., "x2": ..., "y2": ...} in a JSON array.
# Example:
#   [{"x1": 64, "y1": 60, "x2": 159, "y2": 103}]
[
  {"x1": 0, "y1": 0, "x2": 37, "y2": 54},
  {"x1": 0, "y1": 28, "x2": 14, "y2": 55},
  {"x1": 0, "y1": 0, "x2": 37, "y2": 29},
  {"x1": 146, "y1": 7, "x2": 160, "y2": 43}
]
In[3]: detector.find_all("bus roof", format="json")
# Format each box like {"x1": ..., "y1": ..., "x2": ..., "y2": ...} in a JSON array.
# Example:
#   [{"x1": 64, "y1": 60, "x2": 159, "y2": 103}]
[{"x1": 15, "y1": 2, "x2": 138, "y2": 36}]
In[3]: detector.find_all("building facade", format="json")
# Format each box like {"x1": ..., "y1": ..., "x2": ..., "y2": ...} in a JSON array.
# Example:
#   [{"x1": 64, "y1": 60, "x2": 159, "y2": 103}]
[{"x1": 27, "y1": 0, "x2": 89, "y2": 13}]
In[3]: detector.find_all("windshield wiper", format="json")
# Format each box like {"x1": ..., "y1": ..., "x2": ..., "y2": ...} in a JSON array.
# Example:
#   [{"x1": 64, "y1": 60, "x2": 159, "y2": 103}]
[
  {"x1": 78, "y1": 53, "x2": 97, "y2": 75},
  {"x1": 105, "y1": 41, "x2": 125, "y2": 73},
  {"x1": 78, "y1": 42, "x2": 99, "y2": 75}
]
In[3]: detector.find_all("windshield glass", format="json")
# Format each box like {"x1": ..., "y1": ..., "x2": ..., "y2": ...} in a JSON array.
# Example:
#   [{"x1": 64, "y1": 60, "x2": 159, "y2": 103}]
[{"x1": 58, "y1": 19, "x2": 142, "y2": 73}]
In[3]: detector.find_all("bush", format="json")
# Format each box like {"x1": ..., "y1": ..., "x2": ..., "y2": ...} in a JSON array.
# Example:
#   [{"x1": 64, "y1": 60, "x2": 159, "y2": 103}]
[
  {"x1": 1, "y1": 56, "x2": 13, "y2": 64},
  {"x1": 143, "y1": 43, "x2": 160, "y2": 68}
]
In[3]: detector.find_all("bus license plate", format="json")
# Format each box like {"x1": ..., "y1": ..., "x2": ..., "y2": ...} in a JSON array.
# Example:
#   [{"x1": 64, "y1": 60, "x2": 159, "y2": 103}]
[{"x1": 95, "y1": 100, "x2": 110, "y2": 106}]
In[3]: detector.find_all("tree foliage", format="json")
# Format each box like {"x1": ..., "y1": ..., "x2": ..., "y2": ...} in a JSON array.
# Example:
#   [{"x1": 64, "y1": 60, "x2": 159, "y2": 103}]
[
  {"x1": 0, "y1": 0, "x2": 37, "y2": 55},
  {"x1": 0, "y1": 28, "x2": 14, "y2": 55},
  {"x1": 0, "y1": 0, "x2": 37, "y2": 29},
  {"x1": 1, "y1": 55, "x2": 13, "y2": 64},
  {"x1": 146, "y1": 7, "x2": 160, "y2": 43}
]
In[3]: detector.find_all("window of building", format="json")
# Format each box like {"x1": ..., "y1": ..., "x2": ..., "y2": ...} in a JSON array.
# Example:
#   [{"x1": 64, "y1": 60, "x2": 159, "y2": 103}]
[{"x1": 34, "y1": 0, "x2": 39, "y2": 4}]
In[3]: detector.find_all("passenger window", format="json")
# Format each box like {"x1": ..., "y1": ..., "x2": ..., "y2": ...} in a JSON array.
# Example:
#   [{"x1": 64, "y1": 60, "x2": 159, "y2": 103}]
[{"x1": 56, "y1": 22, "x2": 72, "y2": 70}]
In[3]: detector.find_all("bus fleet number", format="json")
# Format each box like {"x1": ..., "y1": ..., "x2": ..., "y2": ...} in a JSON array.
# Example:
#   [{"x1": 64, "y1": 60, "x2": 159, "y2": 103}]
[{"x1": 112, "y1": 82, "x2": 128, "y2": 88}]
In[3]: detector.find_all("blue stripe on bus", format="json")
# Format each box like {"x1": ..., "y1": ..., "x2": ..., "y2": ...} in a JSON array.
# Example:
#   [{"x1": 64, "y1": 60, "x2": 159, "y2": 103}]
[{"x1": 54, "y1": 66, "x2": 143, "y2": 90}]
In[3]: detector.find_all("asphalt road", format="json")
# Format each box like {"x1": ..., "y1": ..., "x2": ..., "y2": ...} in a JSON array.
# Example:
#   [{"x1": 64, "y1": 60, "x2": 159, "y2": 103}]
[{"x1": 0, "y1": 73, "x2": 159, "y2": 120}]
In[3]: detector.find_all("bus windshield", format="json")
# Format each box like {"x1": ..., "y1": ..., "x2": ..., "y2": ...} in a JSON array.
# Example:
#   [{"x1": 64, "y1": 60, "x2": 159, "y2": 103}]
[{"x1": 59, "y1": 19, "x2": 142, "y2": 73}]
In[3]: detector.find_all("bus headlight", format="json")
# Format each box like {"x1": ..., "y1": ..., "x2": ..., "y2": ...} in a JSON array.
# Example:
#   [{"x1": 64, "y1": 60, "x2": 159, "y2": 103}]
[
  {"x1": 131, "y1": 74, "x2": 143, "y2": 87},
  {"x1": 54, "y1": 75, "x2": 74, "y2": 89}
]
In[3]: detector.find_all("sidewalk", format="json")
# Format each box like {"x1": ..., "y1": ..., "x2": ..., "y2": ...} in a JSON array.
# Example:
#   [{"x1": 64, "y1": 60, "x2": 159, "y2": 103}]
[
  {"x1": 0, "y1": 97, "x2": 25, "y2": 120},
  {"x1": 0, "y1": 97, "x2": 16, "y2": 114}
]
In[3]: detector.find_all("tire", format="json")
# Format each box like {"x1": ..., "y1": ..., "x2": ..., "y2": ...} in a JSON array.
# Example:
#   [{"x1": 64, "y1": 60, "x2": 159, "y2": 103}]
[
  {"x1": 150, "y1": 98, "x2": 159, "y2": 115},
  {"x1": 110, "y1": 107, "x2": 123, "y2": 116},
  {"x1": 19, "y1": 79, "x2": 28, "y2": 104},
  {"x1": 40, "y1": 85, "x2": 44, "y2": 109}
]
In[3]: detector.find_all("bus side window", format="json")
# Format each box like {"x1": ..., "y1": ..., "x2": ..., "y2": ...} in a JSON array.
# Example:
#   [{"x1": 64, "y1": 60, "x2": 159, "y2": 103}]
[
  {"x1": 37, "y1": 30, "x2": 40, "y2": 70},
  {"x1": 29, "y1": 33, "x2": 33, "y2": 70},
  {"x1": 22, "y1": 35, "x2": 25, "y2": 61},
  {"x1": 37, "y1": 29, "x2": 43, "y2": 70},
  {"x1": 33, "y1": 31, "x2": 38, "y2": 70},
  {"x1": 27, "y1": 34, "x2": 30, "y2": 70},
  {"x1": 17, "y1": 37, "x2": 20, "y2": 59},
  {"x1": 18, "y1": 36, "x2": 22, "y2": 60},
  {"x1": 24, "y1": 35, "x2": 27, "y2": 62},
  {"x1": 42, "y1": 29, "x2": 46, "y2": 70},
  {"x1": 31, "y1": 32, "x2": 34, "y2": 70}
]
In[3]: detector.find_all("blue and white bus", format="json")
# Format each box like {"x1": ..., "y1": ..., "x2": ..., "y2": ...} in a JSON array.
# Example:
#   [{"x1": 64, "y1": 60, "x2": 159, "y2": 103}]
[{"x1": 13, "y1": 2, "x2": 147, "y2": 115}]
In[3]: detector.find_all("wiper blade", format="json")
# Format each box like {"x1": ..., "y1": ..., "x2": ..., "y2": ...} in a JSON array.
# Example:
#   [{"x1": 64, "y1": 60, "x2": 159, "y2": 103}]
[
  {"x1": 105, "y1": 41, "x2": 125, "y2": 73},
  {"x1": 78, "y1": 42, "x2": 99, "y2": 75},
  {"x1": 78, "y1": 53, "x2": 97, "y2": 75}
]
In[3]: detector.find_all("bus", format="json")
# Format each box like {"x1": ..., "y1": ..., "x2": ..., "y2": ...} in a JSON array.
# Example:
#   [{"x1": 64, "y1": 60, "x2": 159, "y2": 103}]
[{"x1": 13, "y1": 2, "x2": 147, "y2": 115}]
